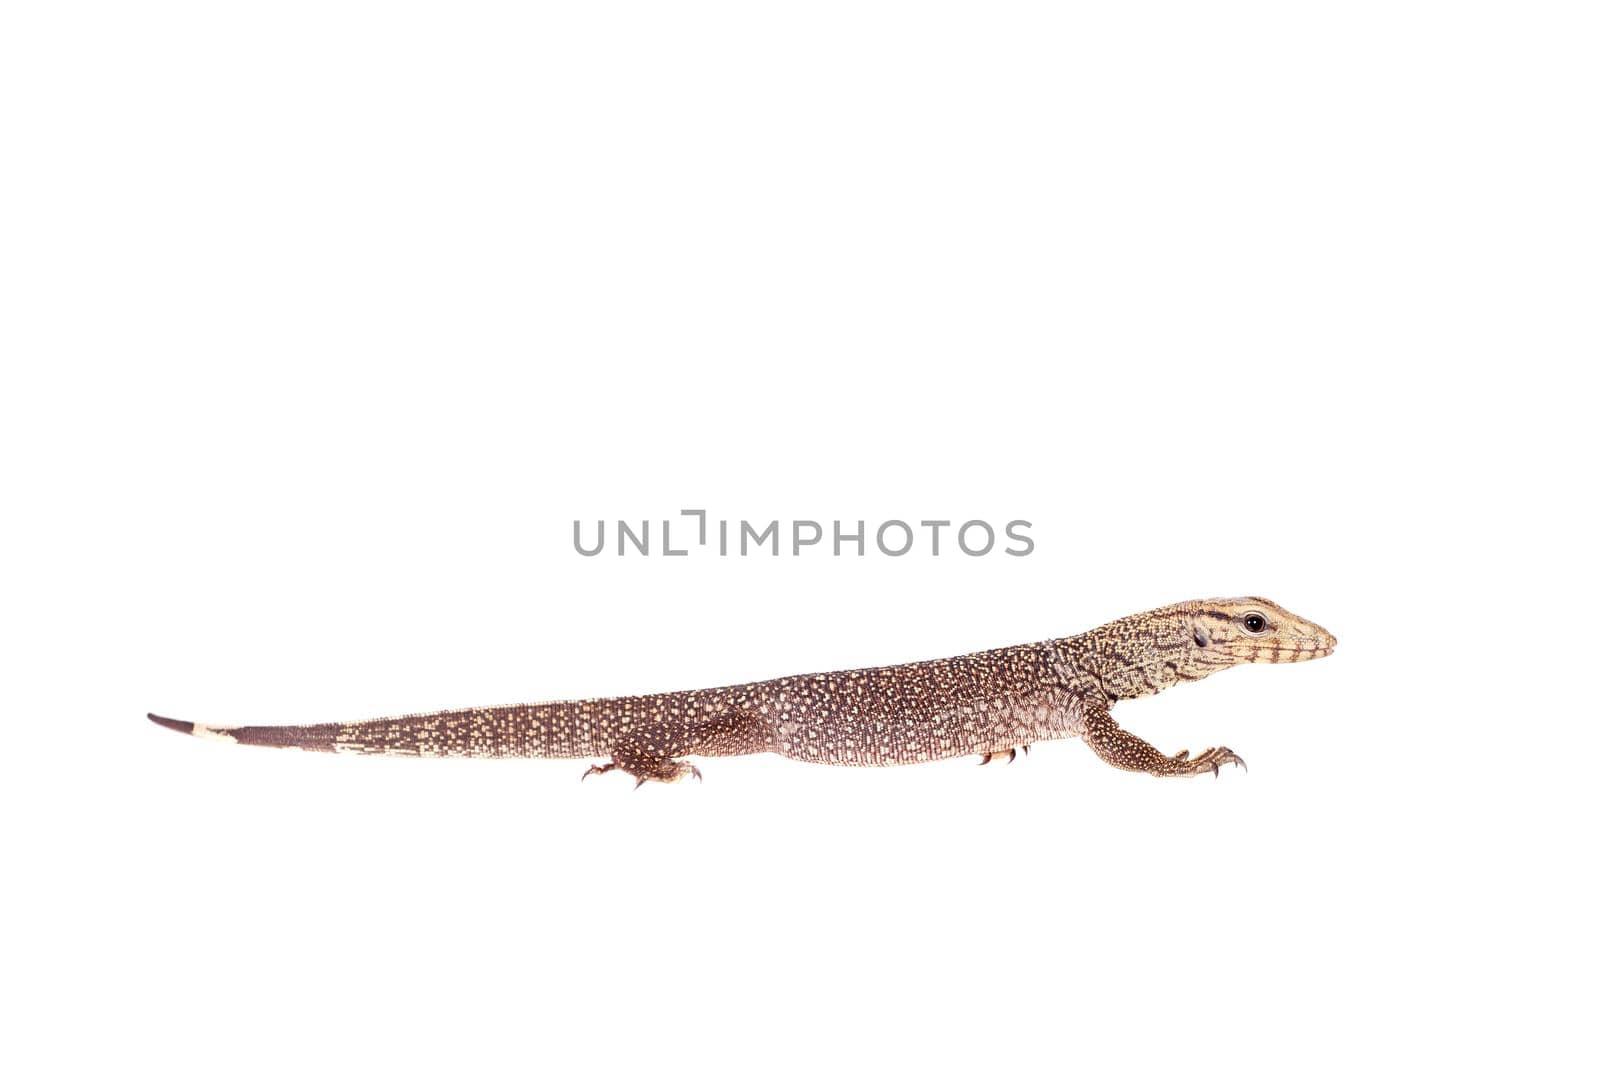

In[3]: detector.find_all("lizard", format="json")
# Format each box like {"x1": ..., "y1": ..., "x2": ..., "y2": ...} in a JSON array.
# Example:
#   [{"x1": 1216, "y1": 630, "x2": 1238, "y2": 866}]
[{"x1": 147, "y1": 596, "x2": 1336, "y2": 785}]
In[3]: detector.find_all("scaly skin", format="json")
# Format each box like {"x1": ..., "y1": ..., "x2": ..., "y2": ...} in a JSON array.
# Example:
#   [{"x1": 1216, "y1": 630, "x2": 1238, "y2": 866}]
[{"x1": 148, "y1": 597, "x2": 1336, "y2": 785}]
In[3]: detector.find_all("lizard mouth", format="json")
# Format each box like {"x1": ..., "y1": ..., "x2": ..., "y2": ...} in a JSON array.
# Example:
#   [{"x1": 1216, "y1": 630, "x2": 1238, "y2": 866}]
[{"x1": 1242, "y1": 634, "x2": 1336, "y2": 663}]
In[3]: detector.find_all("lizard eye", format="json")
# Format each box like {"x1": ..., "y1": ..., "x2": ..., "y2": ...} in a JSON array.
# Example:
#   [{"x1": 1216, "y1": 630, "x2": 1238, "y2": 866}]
[{"x1": 1241, "y1": 612, "x2": 1268, "y2": 634}]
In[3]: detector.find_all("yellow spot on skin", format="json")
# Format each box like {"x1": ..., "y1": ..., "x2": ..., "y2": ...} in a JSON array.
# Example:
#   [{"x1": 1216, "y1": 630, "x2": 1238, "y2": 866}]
[{"x1": 193, "y1": 723, "x2": 237, "y2": 744}]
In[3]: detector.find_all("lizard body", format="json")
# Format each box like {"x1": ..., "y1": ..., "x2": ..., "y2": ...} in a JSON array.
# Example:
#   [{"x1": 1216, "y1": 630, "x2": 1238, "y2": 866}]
[{"x1": 148, "y1": 597, "x2": 1335, "y2": 783}]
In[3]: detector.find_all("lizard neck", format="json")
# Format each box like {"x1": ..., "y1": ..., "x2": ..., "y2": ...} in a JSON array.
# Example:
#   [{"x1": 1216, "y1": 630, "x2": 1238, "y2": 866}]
[
  {"x1": 1070, "y1": 609, "x2": 1225, "y2": 701},
  {"x1": 1045, "y1": 635, "x2": 1114, "y2": 703}
]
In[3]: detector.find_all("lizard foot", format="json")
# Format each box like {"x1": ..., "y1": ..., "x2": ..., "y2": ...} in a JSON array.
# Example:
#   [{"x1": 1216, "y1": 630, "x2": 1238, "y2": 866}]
[
  {"x1": 1164, "y1": 746, "x2": 1247, "y2": 778},
  {"x1": 630, "y1": 759, "x2": 703, "y2": 789},
  {"x1": 978, "y1": 745, "x2": 1030, "y2": 765}
]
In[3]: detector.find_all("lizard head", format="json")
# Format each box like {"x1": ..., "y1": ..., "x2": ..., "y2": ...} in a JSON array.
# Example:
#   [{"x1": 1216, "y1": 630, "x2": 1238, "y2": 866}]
[
  {"x1": 1186, "y1": 596, "x2": 1337, "y2": 667},
  {"x1": 1092, "y1": 597, "x2": 1336, "y2": 699}
]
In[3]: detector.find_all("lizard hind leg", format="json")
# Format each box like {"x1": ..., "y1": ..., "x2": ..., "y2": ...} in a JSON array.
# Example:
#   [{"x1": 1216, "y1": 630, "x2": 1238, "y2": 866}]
[
  {"x1": 581, "y1": 745, "x2": 702, "y2": 788},
  {"x1": 580, "y1": 709, "x2": 771, "y2": 787}
]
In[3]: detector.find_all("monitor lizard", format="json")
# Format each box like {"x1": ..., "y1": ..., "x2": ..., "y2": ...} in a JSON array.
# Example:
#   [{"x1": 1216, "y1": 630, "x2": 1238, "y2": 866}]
[{"x1": 148, "y1": 596, "x2": 1335, "y2": 785}]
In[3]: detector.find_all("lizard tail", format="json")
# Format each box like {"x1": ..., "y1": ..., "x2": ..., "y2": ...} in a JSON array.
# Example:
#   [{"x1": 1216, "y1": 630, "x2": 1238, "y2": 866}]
[
  {"x1": 148, "y1": 713, "x2": 340, "y2": 751},
  {"x1": 146, "y1": 704, "x2": 611, "y2": 759}
]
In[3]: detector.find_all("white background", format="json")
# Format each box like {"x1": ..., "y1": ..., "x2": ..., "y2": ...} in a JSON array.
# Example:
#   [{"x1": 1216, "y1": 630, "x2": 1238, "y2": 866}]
[{"x1": 3, "y1": 3, "x2": 1596, "y2": 1065}]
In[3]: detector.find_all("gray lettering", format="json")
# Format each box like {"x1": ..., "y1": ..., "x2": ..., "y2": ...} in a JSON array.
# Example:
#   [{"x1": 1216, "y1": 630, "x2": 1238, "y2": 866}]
[
  {"x1": 834, "y1": 520, "x2": 865, "y2": 556},
  {"x1": 682, "y1": 509, "x2": 707, "y2": 545},
  {"x1": 573, "y1": 520, "x2": 605, "y2": 557},
  {"x1": 958, "y1": 519, "x2": 994, "y2": 556},
  {"x1": 571, "y1": 513, "x2": 1030, "y2": 562},
  {"x1": 741, "y1": 520, "x2": 779, "y2": 556},
  {"x1": 876, "y1": 520, "x2": 913, "y2": 557},
  {"x1": 618, "y1": 519, "x2": 649, "y2": 556},
  {"x1": 663, "y1": 520, "x2": 688, "y2": 556},
  {"x1": 792, "y1": 520, "x2": 823, "y2": 554},
  {"x1": 1005, "y1": 519, "x2": 1034, "y2": 557}
]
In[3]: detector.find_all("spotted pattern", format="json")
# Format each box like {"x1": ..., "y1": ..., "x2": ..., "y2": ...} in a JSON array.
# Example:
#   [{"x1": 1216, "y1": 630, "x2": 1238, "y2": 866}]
[{"x1": 148, "y1": 597, "x2": 1335, "y2": 784}]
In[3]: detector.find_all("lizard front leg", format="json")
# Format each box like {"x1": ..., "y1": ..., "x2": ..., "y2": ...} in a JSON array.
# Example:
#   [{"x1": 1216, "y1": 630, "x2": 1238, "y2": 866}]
[{"x1": 1081, "y1": 700, "x2": 1245, "y2": 778}]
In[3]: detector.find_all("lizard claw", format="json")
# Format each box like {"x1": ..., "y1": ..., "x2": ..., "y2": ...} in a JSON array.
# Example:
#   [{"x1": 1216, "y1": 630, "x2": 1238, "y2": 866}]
[
  {"x1": 1169, "y1": 746, "x2": 1247, "y2": 778},
  {"x1": 581, "y1": 762, "x2": 615, "y2": 782}
]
